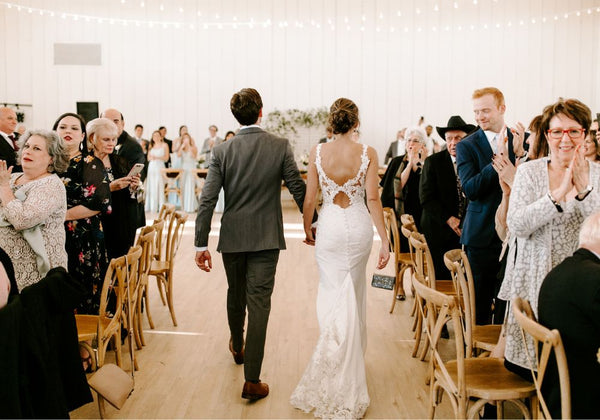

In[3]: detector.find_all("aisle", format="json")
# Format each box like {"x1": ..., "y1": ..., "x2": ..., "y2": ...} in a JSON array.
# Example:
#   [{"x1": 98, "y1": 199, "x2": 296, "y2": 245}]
[{"x1": 71, "y1": 202, "x2": 453, "y2": 419}]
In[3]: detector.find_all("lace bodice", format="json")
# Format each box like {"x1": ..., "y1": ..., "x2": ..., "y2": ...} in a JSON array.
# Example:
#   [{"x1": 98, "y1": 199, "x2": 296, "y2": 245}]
[{"x1": 316, "y1": 143, "x2": 370, "y2": 207}]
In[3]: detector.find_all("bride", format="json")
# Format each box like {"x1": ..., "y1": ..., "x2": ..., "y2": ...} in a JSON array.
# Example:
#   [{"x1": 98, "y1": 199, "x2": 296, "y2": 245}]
[{"x1": 290, "y1": 98, "x2": 390, "y2": 419}]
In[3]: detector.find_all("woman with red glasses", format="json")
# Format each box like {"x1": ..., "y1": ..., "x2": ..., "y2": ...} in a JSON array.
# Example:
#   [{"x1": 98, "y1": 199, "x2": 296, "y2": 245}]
[{"x1": 497, "y1": 98, "x2": 600, "y2": 379}]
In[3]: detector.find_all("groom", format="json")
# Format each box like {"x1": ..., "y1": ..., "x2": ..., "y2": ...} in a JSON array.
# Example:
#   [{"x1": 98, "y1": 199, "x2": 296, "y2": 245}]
[{"x1": 195, "y1": 88, "x2": 310, "y2": 400}]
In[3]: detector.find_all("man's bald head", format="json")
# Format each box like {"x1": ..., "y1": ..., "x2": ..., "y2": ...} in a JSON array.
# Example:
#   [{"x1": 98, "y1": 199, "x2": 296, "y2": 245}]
[
  {"x1": 0, "y1": 107, "x2": 17, "y2": 135},
  {"x1": 101, "y1": 108, "x2": 124, "y2": 136}
]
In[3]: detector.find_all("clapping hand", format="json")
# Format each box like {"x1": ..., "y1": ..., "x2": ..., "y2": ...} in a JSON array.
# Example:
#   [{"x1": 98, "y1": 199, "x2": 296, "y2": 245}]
[
  {"x1": 492, "y1": 152, "x2": 516, "y2": 188},
  {"x1": 509, "y1": 122, "x2": 526, "y2": 158},
  {"x1": 0, "y1": 160, "x2": 12, "y2": 186},
  {"x1": 571, "y1": 145, "x2": 590, "y2": 195}
]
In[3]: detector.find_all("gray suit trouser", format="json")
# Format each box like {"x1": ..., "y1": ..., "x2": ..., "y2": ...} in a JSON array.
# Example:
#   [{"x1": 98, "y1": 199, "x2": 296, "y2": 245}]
[{"x1": 222, "y1": 249, "x2": 280, "y2": 382}]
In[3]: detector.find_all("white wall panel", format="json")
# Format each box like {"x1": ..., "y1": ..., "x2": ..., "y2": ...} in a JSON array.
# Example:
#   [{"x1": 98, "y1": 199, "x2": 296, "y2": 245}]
[{"x1": 1, "y1": 0, "x2": 599, "y2": 162}]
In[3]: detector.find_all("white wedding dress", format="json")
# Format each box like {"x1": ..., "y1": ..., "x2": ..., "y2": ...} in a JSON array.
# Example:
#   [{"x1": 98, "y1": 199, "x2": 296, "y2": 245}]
[{"x1": 290, "y1": 143, "x2": 373, "y2": 419}]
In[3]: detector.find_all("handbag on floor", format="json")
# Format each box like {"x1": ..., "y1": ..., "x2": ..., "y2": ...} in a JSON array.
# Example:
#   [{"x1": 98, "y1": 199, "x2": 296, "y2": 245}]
[{"x1": 87, "y1": 254, "x2": 136, "y2": 412}]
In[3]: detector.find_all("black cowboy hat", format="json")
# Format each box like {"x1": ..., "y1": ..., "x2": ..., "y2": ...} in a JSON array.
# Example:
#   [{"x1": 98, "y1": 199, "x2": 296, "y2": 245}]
[{"x1": 436, "y1": 116, "x2": 477, "y2": 139}]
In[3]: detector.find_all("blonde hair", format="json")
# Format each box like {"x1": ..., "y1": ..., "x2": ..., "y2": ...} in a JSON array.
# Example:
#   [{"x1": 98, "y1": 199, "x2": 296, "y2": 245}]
[
  {"x1": 86, "y1": 118, "x2": 118, "y2": 151},
  {"x1": 472, "y1": 87, "x2": 505, "y2": 107}
]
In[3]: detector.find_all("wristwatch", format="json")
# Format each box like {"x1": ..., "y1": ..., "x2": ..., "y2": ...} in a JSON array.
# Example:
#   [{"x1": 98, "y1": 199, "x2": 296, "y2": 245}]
[
  {"x1": 575, "y1": 185, "x2": 594, "y2": 201},
  {"x1": 547, "y1": 192, "x2": 563, "y2": 213}
]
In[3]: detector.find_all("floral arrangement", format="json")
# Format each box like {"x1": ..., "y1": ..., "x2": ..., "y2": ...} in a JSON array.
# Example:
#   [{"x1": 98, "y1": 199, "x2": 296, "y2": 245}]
[
  {"x1": 263, "y1": 107, "x2": 329, "y2": 138},
  {"x1": 196, "y1": 152, "x2": 207, "y2": 169}
]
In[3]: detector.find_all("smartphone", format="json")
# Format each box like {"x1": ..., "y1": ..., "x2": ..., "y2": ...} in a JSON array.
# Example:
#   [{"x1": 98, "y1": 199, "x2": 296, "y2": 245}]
[{"x1": 127, "y1": 163, "x2": 144, "y2": 177}]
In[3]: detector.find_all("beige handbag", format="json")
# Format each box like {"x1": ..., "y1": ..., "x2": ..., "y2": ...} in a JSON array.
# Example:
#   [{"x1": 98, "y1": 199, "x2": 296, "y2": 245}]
[{"x1": 87, "y1": 254, "x2": 136, "y2": 411}]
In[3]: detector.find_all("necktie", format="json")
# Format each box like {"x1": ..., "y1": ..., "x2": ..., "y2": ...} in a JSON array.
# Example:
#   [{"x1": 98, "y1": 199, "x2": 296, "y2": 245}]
[
  {"x1": 454, "y1": 161, "x2": 466, "y2": 220},
  {"x1": 8, "y1": 134, "x2": 18, "y2": 151},
  {"x1": 490, "y1": 134, "x2": 498, "y2": 154}
]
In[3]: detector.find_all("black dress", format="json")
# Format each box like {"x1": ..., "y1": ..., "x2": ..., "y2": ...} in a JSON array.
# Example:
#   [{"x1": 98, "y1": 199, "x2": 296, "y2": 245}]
[
  {"x1": 60, "y1": 153, "x2": 112, "y2": 314},
  {"x1": 101, "y1": 154, "x2": 145, "y2": 259}
]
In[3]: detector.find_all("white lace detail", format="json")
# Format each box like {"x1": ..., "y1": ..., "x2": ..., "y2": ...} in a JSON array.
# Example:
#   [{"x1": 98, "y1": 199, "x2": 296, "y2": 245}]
[
  {"x1": 316, "y1": 143, "x2": 369, "y2": 207},
  {"x1": 290, "y1": 322, "x2": 369, "y2": 419}
]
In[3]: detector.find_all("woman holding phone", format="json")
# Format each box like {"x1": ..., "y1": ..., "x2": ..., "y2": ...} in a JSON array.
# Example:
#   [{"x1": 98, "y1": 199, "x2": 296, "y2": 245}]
[{"x1": 81, "y1": 118, "x2": 143, "y2": 260}]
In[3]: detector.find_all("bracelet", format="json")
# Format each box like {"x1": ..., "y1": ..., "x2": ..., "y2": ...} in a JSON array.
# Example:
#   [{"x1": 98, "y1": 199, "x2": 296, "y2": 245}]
[
  {"x1": 575, "y1": 185, "x2": 593, "y2": 201},
  {"x1": 547, "y1": 192, "x2": 563, "y2": 213}
]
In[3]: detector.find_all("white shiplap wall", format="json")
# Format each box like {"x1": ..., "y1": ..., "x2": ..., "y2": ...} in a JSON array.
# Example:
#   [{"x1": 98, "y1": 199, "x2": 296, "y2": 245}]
[{"x1": 1, "y1": 0, "x2": 599, "y2": 162}]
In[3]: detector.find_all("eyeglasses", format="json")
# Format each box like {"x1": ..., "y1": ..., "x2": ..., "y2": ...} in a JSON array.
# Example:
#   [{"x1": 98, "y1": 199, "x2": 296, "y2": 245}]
[{"x1": 546, "y1": 128, "x2": 585, "y2": 139}]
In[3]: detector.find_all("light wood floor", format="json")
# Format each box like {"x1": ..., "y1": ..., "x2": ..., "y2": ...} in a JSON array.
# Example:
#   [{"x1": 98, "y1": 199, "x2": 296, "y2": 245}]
[{"x1": 71, "y1": 198, "x2": 455, "y2": 419}]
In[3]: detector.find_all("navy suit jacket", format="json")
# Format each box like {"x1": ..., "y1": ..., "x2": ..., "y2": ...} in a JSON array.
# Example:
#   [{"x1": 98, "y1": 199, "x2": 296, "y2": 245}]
[{"x1": 456, "y1": 128, "x2": 515, "y2": 248}]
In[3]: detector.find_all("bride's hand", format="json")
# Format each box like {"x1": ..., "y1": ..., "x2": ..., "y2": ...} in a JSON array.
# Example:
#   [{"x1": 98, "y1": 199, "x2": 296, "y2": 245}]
[
  {"x1": 376, "y1": 244, "x2": 390, "y2": 269},
  {"x1": 303, "y1": 227, "x2": 315, "y2": 246}
]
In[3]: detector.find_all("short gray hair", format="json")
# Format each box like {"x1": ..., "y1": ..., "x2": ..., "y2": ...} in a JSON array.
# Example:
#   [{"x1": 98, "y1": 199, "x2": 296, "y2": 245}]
[
  {"x1": 579, "y1": 211, "x2": 600, "y2": 249},
  {"x1": 404, "y1": 126, "x2": 427, "y2": 145},
  {"x1": 86, "y1": 118, "x2": 118, "y2": 151},
  {"x1": 18, "y1": 129, "x2": 69, "y2": 173}
]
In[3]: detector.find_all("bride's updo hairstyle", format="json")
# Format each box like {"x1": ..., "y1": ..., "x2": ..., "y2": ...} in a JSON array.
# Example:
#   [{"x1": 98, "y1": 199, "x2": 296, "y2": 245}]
[{"x1": 329, "y1": 98, "x2": 359, "y2": 135}]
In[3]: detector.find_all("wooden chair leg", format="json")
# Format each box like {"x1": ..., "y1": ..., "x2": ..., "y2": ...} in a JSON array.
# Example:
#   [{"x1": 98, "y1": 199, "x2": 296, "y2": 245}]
[
  {"x1": 143, "y1": 285, "x2": 155, "y2": 329},
  {"x1": 136, "y1": 295, "x2": 146, "y2": 347},
  {"x1": 166, "y1": 272, "x2": 177, "y2": 326},
  {"x1": 97, "y1": 395, "x2": 107, "y2": 419},
  {"x1": 412, "y1": 308, "x2": 423, "y2": 357},
  {"x1": 156, "y1": 276, "x2": 167, "y2": 305}
]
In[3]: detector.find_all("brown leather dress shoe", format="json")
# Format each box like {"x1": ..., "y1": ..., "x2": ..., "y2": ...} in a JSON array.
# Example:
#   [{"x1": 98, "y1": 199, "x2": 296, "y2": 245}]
[
  {"x1": 229, "y1": 338, "x2": 244, "y2": 365},
  {"x1": 241, "y1": 381, "x2": 269, "y2": 400}
]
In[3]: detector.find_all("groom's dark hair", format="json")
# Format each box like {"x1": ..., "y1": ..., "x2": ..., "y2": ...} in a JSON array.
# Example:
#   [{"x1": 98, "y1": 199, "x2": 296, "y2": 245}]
[{"x1": 230, "y1": 88, "x2": 263, "y2": 126}]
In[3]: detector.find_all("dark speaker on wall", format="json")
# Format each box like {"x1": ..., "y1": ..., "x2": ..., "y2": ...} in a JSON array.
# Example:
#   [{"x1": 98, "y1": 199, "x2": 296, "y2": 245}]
[{"x1": 76, "y1": 102, "x2": 99, "y2": 124}]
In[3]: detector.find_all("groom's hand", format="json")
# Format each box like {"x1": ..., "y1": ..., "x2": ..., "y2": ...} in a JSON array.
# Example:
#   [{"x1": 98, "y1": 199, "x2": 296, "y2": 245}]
[{"x1": 195, "y1": 250, "x2": 212, "y2": 272}]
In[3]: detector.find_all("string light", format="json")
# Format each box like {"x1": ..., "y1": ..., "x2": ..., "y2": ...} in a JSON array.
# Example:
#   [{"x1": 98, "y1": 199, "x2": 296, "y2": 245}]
[{"x1": 0, "y1": 1, "x2": 596, "y2": 33}]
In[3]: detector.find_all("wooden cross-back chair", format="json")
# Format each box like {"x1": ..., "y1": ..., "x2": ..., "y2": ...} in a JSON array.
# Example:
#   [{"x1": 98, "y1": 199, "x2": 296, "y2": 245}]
[
  {"x1": 444, "y1": 249, "x2": 501, "y2": 357},
  {"x1": 383, "y1": 208, "x2": 413, "y2": 313},
  {"x1": 160, "y1": 168, "x2": 183, "y2": 206},
  {"x1": 409, "y1": 232, "x2": 456, "y2": 360},
  {"x1": 134, "y1": 227, "x2": 156, "y2": 348},
  {"x1": 149, "y1": 210, "x2": 188, "y2": 326},
  {"x1": 412, "y1": 276, "x2": 537, "y2": 419},
  {"x1": 512, "y1": 297, "x2": 571, "y2": 419}
]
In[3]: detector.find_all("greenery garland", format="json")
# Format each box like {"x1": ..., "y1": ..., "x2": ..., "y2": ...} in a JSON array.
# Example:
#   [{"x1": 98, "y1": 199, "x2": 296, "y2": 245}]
[{"x1": 263, "y1": 107, "x2": 329, "y2": 138}]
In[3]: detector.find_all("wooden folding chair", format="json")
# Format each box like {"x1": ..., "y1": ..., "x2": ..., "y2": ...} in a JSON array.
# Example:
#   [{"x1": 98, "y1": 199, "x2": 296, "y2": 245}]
[{"x1": 383, "y1": 207, "x2": 413, "y2": 313}]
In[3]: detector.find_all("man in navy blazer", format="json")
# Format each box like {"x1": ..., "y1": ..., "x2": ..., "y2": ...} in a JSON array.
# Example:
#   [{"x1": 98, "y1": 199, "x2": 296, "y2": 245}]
[{"x1": 456, "y1": 87, "x2": 520, "y2": 325}]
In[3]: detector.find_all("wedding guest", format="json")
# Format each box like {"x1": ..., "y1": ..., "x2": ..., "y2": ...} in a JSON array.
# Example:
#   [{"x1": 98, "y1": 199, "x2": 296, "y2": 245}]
[
  {"x1": 393, "y1": 126, "x2": 428, "y2": 231},
  {"x1": 538, "y1": 211, "x2": 600, "y2": 419},
  {"x1": 145, "y1": 130, "x2": 168, "y2": 213},
  {"x1": 498, "y1": 98, "x2": 600, "y2": 378},
  {"x1": 456, "y1": 87, "x2": 521, "y2": 325},
  {"x1": 224, "y1": 131, "x2": 235, "y2": 142},
  {"x1": 200, "y1": 124, "x2": 223, "y2": 167},
  {"x1": 178, "y1": 133, "x2": 199, "y2": 212},
  {"x1": 86, "y1": 118, "x2": 142, "y2": 259},
  {"x1": 0, "y1": 107, "x2": 20, "y2": 171},
  {"x1": 158, "y1": 125, "x2": 173, "y2": 166},
  {"x1": 101, "y1": 108, "x2": 146, "y2": 247},
  {"x1": 0, "y1": 130, "x2": 69, "y2": 291},
  {"x1": 173, "y1": 125, "x2": 196, "y2": 154},
  {"x1": 583, "y1": 130, "x2": 600, "y2": 162},
  {"x1": 384, "y1": 128, "x2": 406, "y2": 164},
  {"x1": 133, "y1": 124, "x2": 148, "y2": 153},
  {"x1": 419, "y1": 116, "x2": 475, "y2": 280},
  {"x1": 54, "y1": 112, "x2": 111, "y2": 314}
]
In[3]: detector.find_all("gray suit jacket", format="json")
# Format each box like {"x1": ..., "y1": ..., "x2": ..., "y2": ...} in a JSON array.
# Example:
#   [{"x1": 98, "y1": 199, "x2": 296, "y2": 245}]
[{"x1": 194, "y1": 127, "x2": 306, "y2": 253}]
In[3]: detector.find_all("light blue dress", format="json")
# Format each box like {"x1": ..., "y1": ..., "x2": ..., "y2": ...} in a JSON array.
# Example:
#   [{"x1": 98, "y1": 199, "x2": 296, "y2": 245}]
[
  {"x1": 145, "y1": 147, "x2": 166, "y2": 212},
  {"x1": 180, "y1": 150, "x2": 198, "y2": 212}
]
